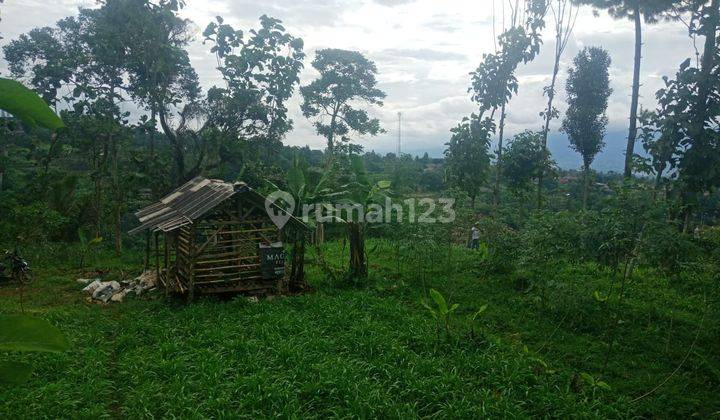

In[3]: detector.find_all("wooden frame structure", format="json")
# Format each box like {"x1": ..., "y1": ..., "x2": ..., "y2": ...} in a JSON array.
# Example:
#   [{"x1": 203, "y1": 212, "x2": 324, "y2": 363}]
[{"x1": 129, "y1": 177, "x2": 306, "y2": 296}]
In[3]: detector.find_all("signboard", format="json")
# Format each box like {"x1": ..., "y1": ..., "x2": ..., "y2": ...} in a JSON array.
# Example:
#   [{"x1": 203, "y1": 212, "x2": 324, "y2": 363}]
[{"x1": 259, "y1": 242, "x2": 285, "y2": 279}]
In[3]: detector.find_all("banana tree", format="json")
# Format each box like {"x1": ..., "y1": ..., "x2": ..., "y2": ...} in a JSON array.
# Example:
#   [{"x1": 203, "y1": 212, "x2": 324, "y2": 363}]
[
  {"x1": 268, "y1": 154, "x2": 336, "y2": 291},
  {"x1": 0, "y1": 78, "x2": 68, "y2": 384},
  {"x1": 338, "y1": 155, "x2": 390, "y2": 280}
]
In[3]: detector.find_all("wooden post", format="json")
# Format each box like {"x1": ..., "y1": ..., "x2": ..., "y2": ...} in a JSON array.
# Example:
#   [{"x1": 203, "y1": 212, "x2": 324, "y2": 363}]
[
  {"x1": 145, "y1": 230, "x2": 151, "y2": 270},
  {"x1": 163, "y1": 232, "x2": 169, "y2": 295},
  {"x1": 188, "y1": 225, "x2": 196, "y2": 302},
  {"x1": 154, "y1": 231, "x2": 159, "y2": 281}
]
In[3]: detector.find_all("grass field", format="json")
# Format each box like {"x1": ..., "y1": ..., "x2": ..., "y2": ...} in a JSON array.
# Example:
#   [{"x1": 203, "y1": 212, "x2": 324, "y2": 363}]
[{"x1": 0, "y1": 240, "x2": 717, "y2": 418}]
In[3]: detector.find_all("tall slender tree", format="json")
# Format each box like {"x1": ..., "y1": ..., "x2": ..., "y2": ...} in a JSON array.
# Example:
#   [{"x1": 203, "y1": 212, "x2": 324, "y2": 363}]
[
  {"x1": 561, "y1": 47, "x2": 612, "y2": 209},
  {"x1": 471, "y1": 0, "x2": 547, "y2": 208},
  {"x1": 574, "y1": 0, "x2": 679, "y2": 179},
  {"x1": 537, "y1": 0, "x2": 578, "y2": 209}
]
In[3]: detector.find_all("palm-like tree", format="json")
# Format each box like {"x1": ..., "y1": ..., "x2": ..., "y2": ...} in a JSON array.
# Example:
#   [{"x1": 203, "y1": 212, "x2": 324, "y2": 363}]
[
  {"x1": 338, "y1": 155, "x2": 391, "y2": 280},
  {"x1": 268, "y1": 155, "x2": 335, "y2": 291}
]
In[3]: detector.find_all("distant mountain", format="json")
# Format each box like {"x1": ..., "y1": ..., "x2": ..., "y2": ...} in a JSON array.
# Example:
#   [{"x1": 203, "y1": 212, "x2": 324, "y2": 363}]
[
  {"x1": 389, "y1": 129, "x2": 631, "y2": 173},
  {"x1": 547, "y1": 130, "x2": 628, "y2": 173}
]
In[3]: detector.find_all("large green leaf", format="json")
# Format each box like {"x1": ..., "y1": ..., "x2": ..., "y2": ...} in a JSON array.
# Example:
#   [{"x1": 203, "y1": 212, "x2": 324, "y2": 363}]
[
  {"x1": 0, "y1": 78, "x2": 64, "y2": 130},
  {"x1": 349, "y1": 154, "x2": 369, "y2": 186},
  {"x1": 429, "y1": 289, "x2": 448, "y2": 314},
  {"x1": 287, "y1": 156, "x2": 306, "y2": 199},
  {"x1": 0, "y1": 361, "x2": 32, "y2": 384},
  {"x1": 0, "y1": 315, "x2": 69, "y2": 353},
  {"x1": 376, "y1": 180, "x2": 391, "y2": 189}
]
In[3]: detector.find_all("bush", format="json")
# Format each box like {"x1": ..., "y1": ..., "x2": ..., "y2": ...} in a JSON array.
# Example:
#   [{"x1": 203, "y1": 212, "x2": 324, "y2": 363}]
[{"x1": 1, "y1": 202, "x2": 68, "y2": 245}]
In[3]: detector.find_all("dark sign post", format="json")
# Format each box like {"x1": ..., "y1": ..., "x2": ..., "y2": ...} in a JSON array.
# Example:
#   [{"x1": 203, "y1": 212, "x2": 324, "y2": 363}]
[{"x1": 259, "y1": 242, "x2": 285, "y2": 279}]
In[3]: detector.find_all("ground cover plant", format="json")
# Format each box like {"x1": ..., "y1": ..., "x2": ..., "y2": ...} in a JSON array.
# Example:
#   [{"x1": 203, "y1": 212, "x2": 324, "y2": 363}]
[
  {"x1": 0, "y1": 236, "x2": 716, "y2": 418},
  {"x1": 2, "y1": 0, "x2": 720, "y2": 417}
]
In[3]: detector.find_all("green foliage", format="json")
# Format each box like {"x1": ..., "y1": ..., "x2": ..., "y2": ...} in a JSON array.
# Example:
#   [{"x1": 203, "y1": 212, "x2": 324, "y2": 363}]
[
  {"x1": 469, "y1": 0, "x2": 546, "y2": 116},
  {"x1": 77, "y1": 229, "x2": 102, "y2": 269},
  {"x1": 443, "y1": 114, "x2": 492, "y2": 204},
  {"x1": 0, "y1": 79, "x2": 64, "y2": 129},
  {"x1": 0, "y1": 361, "x2": 31, "y2": 385},
  {"x1": 203, "y1": 15, "x2": 305, "y2": 141},
  {"x1": 421, "y1": 288, "x2": 460, "y2": 334},
  {"x1": 1, "y1": 240, "x2": 716, "y2": 417},
  {"x1": 562, "y1": 47, "x2": 612, "y2": 210},
  {"x1": 0, "y1": 315, "x2": 69, "y2": 385},
  {"x1": 579, "y1": 372, "x2": 611, "y2": 391},
  {"x1": 0, "y1": 316, "x2": 68, "y2": 353},
  {"x1": 562, "y1": 47, "x2": 612, "y2": 169},
  {"x1": 300, "y1": 49, "x2": 386, "y2": 155},
  {"x1": 502, "y1": 131, "x2": 554, "y2": 195}
]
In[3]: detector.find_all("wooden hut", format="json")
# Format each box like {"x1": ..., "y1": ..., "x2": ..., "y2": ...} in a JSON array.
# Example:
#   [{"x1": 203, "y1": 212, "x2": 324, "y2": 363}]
[{"x1": 129, "y1": 177, "x2": 306, "y2": 297}]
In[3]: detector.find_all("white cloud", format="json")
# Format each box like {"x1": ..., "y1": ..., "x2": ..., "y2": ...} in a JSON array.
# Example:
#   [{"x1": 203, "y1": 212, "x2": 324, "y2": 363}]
[{"x1": 0, "y1": 0, "x2": 700, "y2": 160}]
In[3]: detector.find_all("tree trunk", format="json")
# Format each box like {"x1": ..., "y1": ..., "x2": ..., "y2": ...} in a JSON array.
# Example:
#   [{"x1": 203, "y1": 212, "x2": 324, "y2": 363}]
[
  {"x1": 537, "y1": 40, "x2": 562, "y2": 210},
  {"x1": 111, "y1": 132, "x2": 122, "y2": 255},
  {"x1": 315, "y1": 222, "x2": 325, "y2": 245},
  {"x1": 624, "y1": 6, "x2": 642, "y2": 179},
  {"x1": 582, "y1": 163, "x2": 590, "y2": 211},
  {"x1": 158, "y1": 108, "x2": 185, "y2": 185},
  {"x1": 114, "y1": 207, "x2": 122, "y2": 255},
  {"x1": 348, "y1": 222, "x2": 367, "y2": 279},
  {"x1": 0, "y1": 137, "x2": 7, "y2": 192},
  {"x1": 290, "y1": 230, "x2": 306, "y2": 292},
  {"x1": 652, "y1": 162, "x2": 666, "y2": 201},
  {"x1": 493, "y1": 103, "x2": 507, "y2": 208},
  {"x1": 327, "y1": 109, "x2": 338, "y2": 158},
  {"x1": 682, "y1": 206, "x2": 692, "y2": 234},
  {"x1": 144, "y1": 230, "x2": 151, "y2": 270}
]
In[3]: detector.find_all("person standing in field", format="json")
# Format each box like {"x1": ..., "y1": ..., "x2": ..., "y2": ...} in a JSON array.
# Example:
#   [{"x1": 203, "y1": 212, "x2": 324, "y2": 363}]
[{"x1": 469, "y1": 223, "x2": 480, "y2": 249}]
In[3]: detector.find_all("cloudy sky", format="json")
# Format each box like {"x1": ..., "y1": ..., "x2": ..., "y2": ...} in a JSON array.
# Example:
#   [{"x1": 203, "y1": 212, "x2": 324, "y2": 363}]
[{"x1": 0, "y1": 0, "x2": 701, "y2": 167}]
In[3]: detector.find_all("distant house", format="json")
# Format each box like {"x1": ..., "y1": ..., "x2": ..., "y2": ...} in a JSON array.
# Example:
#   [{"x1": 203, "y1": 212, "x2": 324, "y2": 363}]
[{"x1": 129, "y1": 177, "x2": 307, "y2": 298}]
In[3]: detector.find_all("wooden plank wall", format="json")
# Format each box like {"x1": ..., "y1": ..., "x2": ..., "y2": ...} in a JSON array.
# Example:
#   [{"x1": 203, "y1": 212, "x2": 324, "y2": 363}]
[{"x1": 171, "y1": 198, "x2": 281, "y2": 294}]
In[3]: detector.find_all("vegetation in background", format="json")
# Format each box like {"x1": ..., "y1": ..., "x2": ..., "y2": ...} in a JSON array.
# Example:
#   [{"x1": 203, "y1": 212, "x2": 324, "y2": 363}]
[
  {"x1": 562, "y1": 46, "x2": 612, "y2": 209},
  {"x1": 300, "y1": 49, "x2": 386, "y2": 158},
  {"x1": 0, "y1": 0, "x2": 719, "y2": 417}
]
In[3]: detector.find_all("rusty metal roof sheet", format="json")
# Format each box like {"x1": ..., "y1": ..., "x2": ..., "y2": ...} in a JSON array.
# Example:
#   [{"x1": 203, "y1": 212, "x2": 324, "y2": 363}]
[
  {"x1": 129, "y1": 176, "x2": 306, "y2": 234},
  {"x1": 129, "y1": 177, "x2": 238, "y2": 234}
]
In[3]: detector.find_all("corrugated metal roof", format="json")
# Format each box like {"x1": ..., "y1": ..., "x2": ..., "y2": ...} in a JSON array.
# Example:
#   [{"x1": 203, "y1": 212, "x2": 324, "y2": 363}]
[
  {"x1": 129, "y1": 177, "x2": 238, "y2": 234},
  {"x1": 129, "y1": 176, "x2": 307, "y2": 234}
]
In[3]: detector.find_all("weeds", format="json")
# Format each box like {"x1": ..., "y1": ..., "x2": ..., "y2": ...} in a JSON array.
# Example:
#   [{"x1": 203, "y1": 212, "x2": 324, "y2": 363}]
[{"x1": 0, "y1": 240, "x2": 716, "y2": 417}]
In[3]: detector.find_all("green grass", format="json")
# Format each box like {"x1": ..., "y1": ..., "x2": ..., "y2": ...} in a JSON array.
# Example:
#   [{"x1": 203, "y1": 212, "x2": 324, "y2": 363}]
[{"x1": 0, "y1": 240, "x2": 717, "y2": 418}]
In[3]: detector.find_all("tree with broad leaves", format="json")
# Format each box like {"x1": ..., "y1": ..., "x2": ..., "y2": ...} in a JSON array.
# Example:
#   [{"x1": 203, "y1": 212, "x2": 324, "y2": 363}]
[
  {"x1": 266, "y1": 153, "x2": 334, "y2": 290},
  {"x1": 443, "y1": 115, "x2": 493, "y2": 209},
  {"x1": 646, "y1": 0, "x2": 720, "y2": 231},
  {"x1": 562, "y1": 46, "x2": 612, "y2": 210},
  {"x1": 203, "y1": 15, "x2": 305, "y2": 161},
  {"x1": 503, "y1": 131, "x2": 552, "y2": 193},
  {"x1": 503, "y1": 131, "x2": 555, "y2": 216},
  {"x1": 537, "y1": 0, "x2": 578, "y2": 209},
  {"x1": 3, "y1": 7, "x2": 132, "y2": 252},
  {"x1": 470, "y1": 0, "x2": 547, "y2": 207},
  {"x1": 300, "y1": 49, "x2": 386, "y2": 159},
  {"x1": 634, "y1": 108, "x2": 682, "y2": 200},
  {"x1": 110, "y1": 0, "x2": 202, "y2": 185},
  {"x1": 574, "y1": 0, "x2": 680, "y2": 180}
]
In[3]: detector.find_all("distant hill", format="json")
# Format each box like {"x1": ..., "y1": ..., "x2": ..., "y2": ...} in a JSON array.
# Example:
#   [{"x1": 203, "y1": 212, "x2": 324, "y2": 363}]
[
  {"x1": 389, "y1": 129, "x2": 631, "y2": 173},
  {"x1": 547, "y1": 130, "x2": 628, "y2": 173}
]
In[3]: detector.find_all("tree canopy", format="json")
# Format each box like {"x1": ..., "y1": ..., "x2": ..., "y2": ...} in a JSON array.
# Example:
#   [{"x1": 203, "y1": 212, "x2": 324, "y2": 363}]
[{"x1": 300, "y1": 48, "x2": 385, "y2": 157}]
